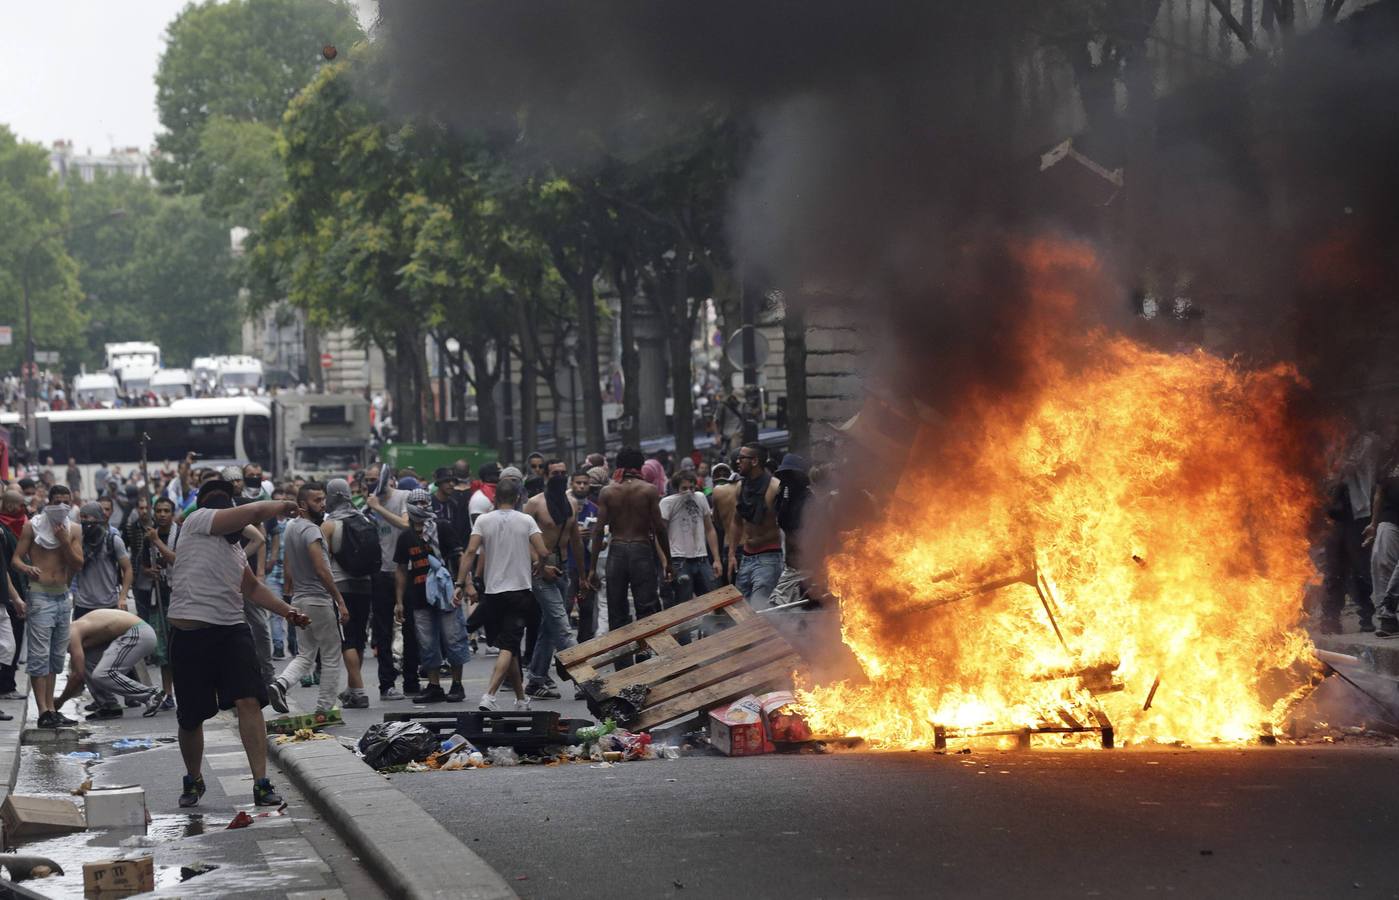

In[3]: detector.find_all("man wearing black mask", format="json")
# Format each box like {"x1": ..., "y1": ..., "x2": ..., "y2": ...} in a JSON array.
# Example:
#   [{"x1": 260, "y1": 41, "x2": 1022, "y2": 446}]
[
  {"x1": 73, "y1": 502, "x2": 133, "y2": 622},
  {"x1": 769, "y1": 454, "x2": 814, "y2": 608}
]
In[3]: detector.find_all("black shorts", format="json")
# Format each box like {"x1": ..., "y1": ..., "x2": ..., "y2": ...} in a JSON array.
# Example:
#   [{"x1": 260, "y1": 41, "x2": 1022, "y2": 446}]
[
  {"x1": 340, "y1": 589, "x2": 372, "y2": 652},
  {"x1": 170, "y1": 624, "x2": 268, "y2": 730},
  {"x1": 473, "y1": 590, "x2": 534, "y2": 659}
]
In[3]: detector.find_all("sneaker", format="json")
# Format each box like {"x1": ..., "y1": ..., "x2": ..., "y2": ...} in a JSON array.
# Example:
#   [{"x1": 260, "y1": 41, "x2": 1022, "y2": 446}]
[
  {"x1": 445, "y1": 683, "x2": 465, "y2": 703},
  {"x1": 160, "y1": 696, "x2": 175, "y2": 711},
  {"x1": 84, "y1": 700, "x2": 101, "y2": 712},
  {"x1": 252, "y1": 778, "x2": 283, "y2": 807},
  {"x1": 484, "y1": 647, "x2": 500, "y2": 657},
  {"x1": 414, "y1": 684, "x2": 447, "y2": 704},
  {"x1": 478, "y1": 694, "x2": 499, "y2": 711},
  {"x1": 88, "y1": 706, "x2": 123, "y2": 721},
  {"x1": 179, "y1": 774, "x2": 206, "y2": 808},
  {"x1": 526, "y1": 682, "x2": 561, "y2": 700},
  {"x1": 272, "y1": 644, "x2": 286, "y2": 660},
  {"x1": 513, "y1": 697, "x2": 532, "y2": 711},
  {"x1": 0, "y1": 691, "x2": 25, "y2": 701},
  {"x1": 379, "y1": 688, "x2": 407, "y2": 702},
  {"x1": 142, "y1": 691, "x2": 167, "y2": 718},
  {"x1": 124, "y1": 697, "x2": 143, "y2": 708},
  {"x1": 299, "y1": 674, "x2": 316, "y2": 688},
  {"x1": 35, "y1": 710, "x2": 55, "y2": 729},
  {"x1": 469, "y1": 638, "x2": 478, "y2": 653},
  {"x1": 268, "y1": 680, "x2": 289, "y2": 714},
  {"x1": 52, "y1": 711, "x2": 78, "y2": 727},
  {"x1": 574, "y1": 685, "x2": 587, "y2": 701},
  {"x1": 343, "y1": 693, "x2": 370, "y2": 709}
]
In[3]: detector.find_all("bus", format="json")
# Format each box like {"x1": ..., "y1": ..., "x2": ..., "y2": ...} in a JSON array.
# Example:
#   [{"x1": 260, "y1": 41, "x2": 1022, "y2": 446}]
[{"x1": 34, "y1": 398, "x2": 271, "y2": 496}]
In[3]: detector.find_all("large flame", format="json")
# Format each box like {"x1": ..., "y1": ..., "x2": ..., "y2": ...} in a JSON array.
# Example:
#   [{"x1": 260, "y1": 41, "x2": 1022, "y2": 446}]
[{"x1": 799, "y1": 239, "x2": 1320, "y2": 747}]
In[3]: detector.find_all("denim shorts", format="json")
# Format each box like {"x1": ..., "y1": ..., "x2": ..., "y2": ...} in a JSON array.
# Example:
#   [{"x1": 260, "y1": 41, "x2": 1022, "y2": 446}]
[
  {"x1": 26, "y1": 588, "x2": 72, "y2": 677},
  {"x1": 415, "y1": 603, "x2": 472, "y2": 671}
]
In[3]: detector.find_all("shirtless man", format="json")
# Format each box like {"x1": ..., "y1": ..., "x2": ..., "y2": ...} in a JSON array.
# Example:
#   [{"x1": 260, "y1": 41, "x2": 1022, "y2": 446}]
[
  {"x1": 709, "y1": 463, "x2": 739, "y2": 581},
  {"x1": 55, "y1": 608, "x2": 164, "y2": 718},
  {"x1": 14, "y1": 485, "x2": 85, "y2": 727},
  {"x1": 588, "y1": 447, "x2": 670, "y2": 667},
  {"x1": 729, "y1": 443, "x2": 784, "y2": 607},
  {"x1": 519, "y1": 460, "x2": 588, "y2": 698}
]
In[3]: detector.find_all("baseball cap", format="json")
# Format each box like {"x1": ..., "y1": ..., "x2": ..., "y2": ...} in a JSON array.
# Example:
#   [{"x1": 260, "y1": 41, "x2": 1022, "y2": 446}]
[
  {"x1": 433, "y1": 466, "x2": 458, "y2": 483},
  {"x1": 499, "y1": 466, "x2": 523, "y2": 481},
  {"x1": 398, "y1": 475, "x2": 421, "y2": 491},
  {"x1": 220, "y1": 465, "x2": 244, "y2": 482},
  {"x1": 775, "y1": 453, "x2": 809, "y2": 475}
]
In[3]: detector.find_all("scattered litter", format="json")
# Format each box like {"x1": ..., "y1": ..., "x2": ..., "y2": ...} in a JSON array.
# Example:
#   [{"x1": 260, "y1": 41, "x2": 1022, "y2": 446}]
[
  {"x1": 575, "y1": 719, "x2": 617, "y2": 744},
  {"x1": 181, "y1": 862, "x2": 219, "y2": 881},
  {"x1": 274, "y1": 728, "x2": 333, "y2": 744},
  {"x1": 30, "y1": 865, "x2": 54, "y2": 879},
  {"x1": 359, "y1": 721, "x2": 440, "y2": 769},
  {"x1": 1, "y1": 795, "x2": 87, "y2": 840},
  {"x1": 674, "y1": 880, "x2": 685, "y2": 889},
  {"x1": 83, "y1": 857, "x2": 153, "y2": 894},
  {"x1": 111, "y1": 738, "x2": 155, "y2": 751},
  {"x1": 589, "y1": 762, "x2": 615, "y2": 769},
  {"x1": 225, "y1": 811, "x2": 254, "y2": 830},
  {"x1": 84, "y1": 787, "x2": 147, "y2": 829},
  {"x1": 267, "y1": 707, "x2": 344, "y2": 736},
  {"x1": 66, "y1": 751, "x2": 100, "y2": 761},
  {"x1": 70, "y1": 779, "x2": 93, "y2": 796}
]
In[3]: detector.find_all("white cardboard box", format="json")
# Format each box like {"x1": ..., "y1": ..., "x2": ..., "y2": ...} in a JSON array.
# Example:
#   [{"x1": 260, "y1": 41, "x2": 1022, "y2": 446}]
[{"x1": 84, "y1": 787, "x2": 147, "y2": 829}]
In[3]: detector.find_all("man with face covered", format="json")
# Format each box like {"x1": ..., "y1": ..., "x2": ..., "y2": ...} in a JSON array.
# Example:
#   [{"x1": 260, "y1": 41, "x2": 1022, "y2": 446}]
[
  {"x1": 13, "y1": 485, "x2": 86, "y2": 727},
  {"x1": 73, "y1": 502, "x2": 133, "y2": 620},
  {"x1": 519, "y1": 460, "x2": 587, "y2": 698}
]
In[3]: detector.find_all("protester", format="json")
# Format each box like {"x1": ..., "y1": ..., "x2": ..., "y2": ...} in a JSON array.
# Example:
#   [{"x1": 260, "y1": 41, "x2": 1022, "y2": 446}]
[
  {"x1": 461, "y1": 478, "x2": 547, "y2": 710},
  {"x1": 269, "y1": 483, "x2": 350, "y2": 715},
  {"x1": 589, "y1": 447, "x2": 670, "y2": 667},
  {"x1": 138, "y1": 497, "x2": 178, "y2": 713},
  {"x1": 660, "y1": 469, "x2": 721, "y2": 606},
  {"x1": 431, "y1": 467, "x2": 470, "y2": 576},
  {"x1": 729, "y1": 443, "x2": 784, "y2": 607},
  {"x1": 14, "y1": 485, "x2": 85, "y2": 727},
  {"x1": 0, "y1": 489, "x2": 28, "y2": 701},
  {"x1": 768, "y1": 453, "x2": 814, "y2": 608},
  {"x1": 55, "y1": 608, "x2": 164, "y2": 718},
  {"x1": 64, "y1": 458, "x2": 81, "y2": 495},
  {"x1": 520, "y1": 461, "x2": 586, "y2": 699},
  {"x1": 168, "y1": 477, "x2": 306, "y2": 809},
  {"x1": 569, "y1": 469, "x2": 601, "y2": 643},
  {"x1": 1323, "y1": 432, "x2": 1379, "y2": 633},
  {"x1": 468, "y1": 462, "x2": 501, "y2": 527},
  {"x1": 365, "y1": 464, "x2": 416, "y2": 700},
  {"x1": 397, "y1": 489, "x2": 470, "y2": 703},
  {"x1": 323, "y1": 479, "x2": 373, "y2": 708},
  {"x1": 265, "y1": 491, "x2": 291, "y2": 659},
  {"x1": 642, "y1": 457, "x2": 669, "y2": 495},
  {"x1": 709, "y1": 464, "x2": 739, "y2": 580},
  {"x1": 73, "y1": 501, "x2": 133, "y2": 622}
]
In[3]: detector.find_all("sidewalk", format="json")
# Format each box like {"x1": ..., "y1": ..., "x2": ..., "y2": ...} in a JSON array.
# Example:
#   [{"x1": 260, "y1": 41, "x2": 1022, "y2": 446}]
[{"x1": 0, "y1": 671, "x2": 30, "y2": 808}]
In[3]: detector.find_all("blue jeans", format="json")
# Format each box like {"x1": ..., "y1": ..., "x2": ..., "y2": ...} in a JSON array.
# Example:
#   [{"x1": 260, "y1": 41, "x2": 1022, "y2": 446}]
[
  {"x1": 669, "y1": 557, "x2": 717, "y2": 606},
  {"x1": 414, "y1": 603, "x2": 471, "y2": 671},
  {"x1": 27, "y1": 588, "x2": 72, "y2": 677},
  {"x1": 735, "y1": 551, "x2": 783, "y2": 607},
  {"x1": 529, "y1": 575, "x2": 577, "y2": 682}
]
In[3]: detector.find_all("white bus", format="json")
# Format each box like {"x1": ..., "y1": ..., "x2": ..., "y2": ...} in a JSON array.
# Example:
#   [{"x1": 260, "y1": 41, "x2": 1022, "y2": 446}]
[{"x1": 35, "y1": 398, "x2": 271, "y2": 497}]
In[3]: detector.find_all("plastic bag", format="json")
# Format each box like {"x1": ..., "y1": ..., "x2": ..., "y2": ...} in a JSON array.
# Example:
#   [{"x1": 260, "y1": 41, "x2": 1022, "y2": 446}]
[
  {"x1": 575, "y1": 719, "x2": 617, "y2": 744},
  {"x1": 357, "y1": 721, "x2": 441, "y2": 769},
  {"x1": 486, "y1": 746, "x2": 519, "y2": 767}
]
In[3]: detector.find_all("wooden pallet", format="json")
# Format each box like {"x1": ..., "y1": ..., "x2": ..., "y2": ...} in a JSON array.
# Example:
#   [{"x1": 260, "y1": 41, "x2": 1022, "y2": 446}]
[{"x1": 555, "y1": 585, "x2": 802, "y2": 732}]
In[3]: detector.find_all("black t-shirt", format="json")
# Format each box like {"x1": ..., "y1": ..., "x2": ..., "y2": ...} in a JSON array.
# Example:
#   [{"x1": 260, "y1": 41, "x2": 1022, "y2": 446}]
[{"x1": 393, "y1": 528, "x2": 433, "y2": 609}]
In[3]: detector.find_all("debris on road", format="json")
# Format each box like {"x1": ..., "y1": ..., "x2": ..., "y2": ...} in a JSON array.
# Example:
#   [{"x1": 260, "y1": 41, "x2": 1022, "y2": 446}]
[
  {"x1": 83, "y1": 786, "x2": 147, "y2": 829},
  {"x1": 358, "y1": 721, "x2": 440, "y2": 769},
  {"x1": 111, "y1": 738, "x2": 155, "y2": 751},
  {"x1": 266, "y1": 707, "x2": 344, "y2": 735},
  {"x1": 181, "y1": 862, "x2": 220, "y2": 881},
  {"x1": 1, "y1": 795, "x2": 87, "y2": 842},
  {"x1": 83, "y1": 855, "x2": 154, "y2": 895},
  {"x1": 225, "y1": 811, "x2": 255, "y2": 830},
  {"x1": 273, "y1": 727, "x2": 334, "y2": 744}
]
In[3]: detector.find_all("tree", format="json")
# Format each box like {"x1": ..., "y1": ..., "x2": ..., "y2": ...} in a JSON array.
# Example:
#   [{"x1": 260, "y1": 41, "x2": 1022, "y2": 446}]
[
  {"x1": 0, "y1": 127, "x2": 86, "y2": 374},
  {"x1": 154, "y1": 0, "x2": 362, "y2": 193},
  {"x1": 187, "y1": 117, "x2": 286, "y2": 228}
]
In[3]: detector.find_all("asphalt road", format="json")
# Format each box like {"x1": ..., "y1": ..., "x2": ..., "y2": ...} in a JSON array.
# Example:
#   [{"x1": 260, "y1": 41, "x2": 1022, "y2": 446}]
[{"x1": 394, "y1": 745, "x2": 1399, "y2": 900}]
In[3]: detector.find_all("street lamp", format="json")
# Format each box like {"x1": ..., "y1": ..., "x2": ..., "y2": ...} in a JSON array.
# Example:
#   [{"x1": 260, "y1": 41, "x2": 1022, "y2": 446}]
[{"x1": 20, "y1": 208, "x2": 126, "y2": 459}]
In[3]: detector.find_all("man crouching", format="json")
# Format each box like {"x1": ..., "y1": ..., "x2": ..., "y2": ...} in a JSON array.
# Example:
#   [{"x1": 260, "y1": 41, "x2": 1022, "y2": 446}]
[{"x1": 56, "y1": 609, "x2": 165, "y2": 718}]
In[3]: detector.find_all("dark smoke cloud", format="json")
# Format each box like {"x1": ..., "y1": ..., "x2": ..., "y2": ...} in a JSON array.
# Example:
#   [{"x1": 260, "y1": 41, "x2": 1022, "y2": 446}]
[{"x1": 377, "y1": 0, "x2": 1399, "y2": 413}]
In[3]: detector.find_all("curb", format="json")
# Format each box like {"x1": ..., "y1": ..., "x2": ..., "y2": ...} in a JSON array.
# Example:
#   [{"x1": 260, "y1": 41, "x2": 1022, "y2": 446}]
[
  {"x1": 0, "y1": 672, "x2": 31, "y2": 807},
  {"x1": 1314, "y1": 633, "x2": 1399, "y2": 679},
  {"x1": 267, "y1": 736, "x2": 518, "y2": 900}
]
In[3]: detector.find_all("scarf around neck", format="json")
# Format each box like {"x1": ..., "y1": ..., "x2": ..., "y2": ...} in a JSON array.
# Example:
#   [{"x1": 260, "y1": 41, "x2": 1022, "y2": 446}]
[{"x1": 737, "y1": 471, "x2": 773, "y2": 525}]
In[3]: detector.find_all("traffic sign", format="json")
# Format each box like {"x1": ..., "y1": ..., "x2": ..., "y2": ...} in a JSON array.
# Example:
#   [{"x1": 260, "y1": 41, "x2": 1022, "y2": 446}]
[
  {"x1": 0, "y1": 327, "x2": 12, "y2": 346},
  {"x1": 320, "y1": 352, "x2": 333, "y2": 369}
]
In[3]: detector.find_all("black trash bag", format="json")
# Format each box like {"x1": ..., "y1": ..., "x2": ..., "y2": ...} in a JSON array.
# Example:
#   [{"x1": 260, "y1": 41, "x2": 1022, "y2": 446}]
[{"x1": 358, "y1": 721, "x2": 440, "y2": 769}]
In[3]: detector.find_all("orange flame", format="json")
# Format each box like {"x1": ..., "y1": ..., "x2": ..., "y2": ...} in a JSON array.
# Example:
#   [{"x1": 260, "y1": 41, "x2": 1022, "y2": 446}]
[{"x1": 798, "y1": 239, "x2": 1320, "y2": 747}]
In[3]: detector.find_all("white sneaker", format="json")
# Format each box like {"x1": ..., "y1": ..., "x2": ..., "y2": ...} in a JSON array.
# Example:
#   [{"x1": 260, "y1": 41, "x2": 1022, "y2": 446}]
[
  {"x1": 478, "y1": 694, "x2": 499, "y2": 711},
  {"x1": 513, "y1": 697, "x2": 532, "y2": 711}
]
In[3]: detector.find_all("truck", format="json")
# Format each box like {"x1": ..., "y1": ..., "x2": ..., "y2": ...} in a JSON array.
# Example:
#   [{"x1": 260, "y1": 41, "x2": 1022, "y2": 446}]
[
  {"x1": 104, "y1": 342, "x2": 161, "y2": 374},
  {"x1": 191, "y1": 356, "x2": 219, "y2": 396},
  {"x1": 150, "y1": 368, "x2": 194, "y2": 401},
  {"x1": 270, "y1": 393, "x2": 373, "y2": 478},
  {"x1": 72, "y1": 373, "x2": 120, "y2": 408},
  {"x1": 115, "y1": 363, "x2": 156, "y2": 398},
  {"x1": 216, "y1": 355, "x2": 264, "y2": 395}
]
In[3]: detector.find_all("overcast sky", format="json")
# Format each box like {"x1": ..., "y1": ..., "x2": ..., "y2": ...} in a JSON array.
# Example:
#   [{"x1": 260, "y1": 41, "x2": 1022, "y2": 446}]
[{"x1": 0, "y1": 0, "x2": 378, "y2": 156}]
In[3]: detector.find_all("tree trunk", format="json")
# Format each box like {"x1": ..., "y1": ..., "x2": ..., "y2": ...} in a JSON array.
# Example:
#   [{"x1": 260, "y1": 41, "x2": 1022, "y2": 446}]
[
  {"x1": 379, "y1": 336, "x2": 399, "y2": 443},
  {"x1": 715, "y1": 270, "x2": 741, "y2": 390},
  {"x1": 781, "y1": 300, "x2": 809, "y2": 454},
  {"x1": 465, "y1": 336, "x2": 500, "y2": 451},
  {"x1": 614, "y1": 257, "x2": 642, "y2": 448},
  {"x1": 558, "y1": 258, "x2": 605, "y2": 452},
  {"x1": 668, "y1": 322, "x2": 695, "y2": 462},
  {"x1": 517, "y1": 336, "x2": 539, "y2": 459}
]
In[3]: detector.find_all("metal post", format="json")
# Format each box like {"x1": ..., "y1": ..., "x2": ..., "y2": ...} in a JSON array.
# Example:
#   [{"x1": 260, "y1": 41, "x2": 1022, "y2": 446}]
[{"x1": 21, "y1": 270, "x2": 34, "y2": 462}]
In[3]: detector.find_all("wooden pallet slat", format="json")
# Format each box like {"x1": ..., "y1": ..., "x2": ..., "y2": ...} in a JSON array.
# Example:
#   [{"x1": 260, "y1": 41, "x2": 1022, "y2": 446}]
[
  {"x1": 557, "y1": 585, "x2": 743, "y2": 668},
  {"x1": 631, "y1": 657, "x2": 798, "y2": 731},
  {"x1": 598, "y1": 619, "x2": 778, "y2": 695}
]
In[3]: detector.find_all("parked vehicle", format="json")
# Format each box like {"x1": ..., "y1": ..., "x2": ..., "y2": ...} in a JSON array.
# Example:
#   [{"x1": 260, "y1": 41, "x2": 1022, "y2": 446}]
[
  {"x1": 150, "y1": 368, "x2": 194, "y2": 401},
  {"x1": 271, "y1": 393, "x2": 372, "y2": 478},
  {"x1": 72, "y1": 373, "x2": 120, "y2": 408}
]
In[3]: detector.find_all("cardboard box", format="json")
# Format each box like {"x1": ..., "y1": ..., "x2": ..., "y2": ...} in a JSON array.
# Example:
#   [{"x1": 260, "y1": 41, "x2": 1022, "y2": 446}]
[
  {"x1": 1, "y1": 794, "x2": 86, "y2": 844},
  {"x1": 84, "y1": 787, "x2": 147, "y2": 829},
  {"x1": 708, "y1": 695, "x2": 769, "y2": 756},
  {"x1": 83, "y1": 856, "x2": 154, "y2": 896}
]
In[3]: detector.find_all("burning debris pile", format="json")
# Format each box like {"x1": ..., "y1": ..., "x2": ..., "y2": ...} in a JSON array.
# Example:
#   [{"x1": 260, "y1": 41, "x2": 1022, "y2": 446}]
[{"x1": 798, "y1": 240, "x2": 1322, "y2": 748}]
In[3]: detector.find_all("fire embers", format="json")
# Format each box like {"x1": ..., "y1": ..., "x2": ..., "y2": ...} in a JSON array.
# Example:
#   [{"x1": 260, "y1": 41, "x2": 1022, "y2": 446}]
[{"x1": 798, "y1": 238, "x2": 1321, "y2": 748}]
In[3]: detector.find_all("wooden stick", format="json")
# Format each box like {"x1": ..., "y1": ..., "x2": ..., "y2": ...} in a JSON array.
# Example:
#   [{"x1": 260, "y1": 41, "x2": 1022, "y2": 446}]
[{"x1": 1143, "y1": 674, "x2": 1162, "y2": 711}]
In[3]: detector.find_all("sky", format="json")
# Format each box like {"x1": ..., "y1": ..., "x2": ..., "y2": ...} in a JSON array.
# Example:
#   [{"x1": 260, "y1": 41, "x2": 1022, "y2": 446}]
[{"x1": 0, "y1": 0, "x2": 378, "y2": 156}]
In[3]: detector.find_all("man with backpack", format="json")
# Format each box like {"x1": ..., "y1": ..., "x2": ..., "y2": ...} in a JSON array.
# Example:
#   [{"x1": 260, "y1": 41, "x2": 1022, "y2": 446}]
[
  {"x1": 322, "y1": 478, "x2": 378, "y2": 708},
  {"x1": 72, "y1": 502, "x2": 135, "y2": 719},
  {"x1": 395, "y1": 489, "x2": 470, "y2": 703}
]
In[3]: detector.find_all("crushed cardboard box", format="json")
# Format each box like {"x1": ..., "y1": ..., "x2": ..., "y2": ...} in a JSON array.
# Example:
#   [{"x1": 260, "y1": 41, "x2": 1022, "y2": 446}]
[
  {"x1": 83, "y1": 856, "x2": 154, "y2": 896},
  {"x1": 1, "y1": 794, "x2": 85, "y2": 844}
]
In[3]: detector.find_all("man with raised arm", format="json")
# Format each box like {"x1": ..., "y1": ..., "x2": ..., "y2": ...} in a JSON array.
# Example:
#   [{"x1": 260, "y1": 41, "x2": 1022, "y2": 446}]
[{"x1": 13, "y1": 484, "x2": 85, "y2": 728}]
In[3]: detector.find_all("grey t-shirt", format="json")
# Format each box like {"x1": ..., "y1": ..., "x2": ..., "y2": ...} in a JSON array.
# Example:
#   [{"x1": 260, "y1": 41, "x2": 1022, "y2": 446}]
[
  {"x1": 73, "y1": 528, "x2": 129, "y2": 609},
  {"x1": 375, "y1": 489, "x2": 408, "y2": 574},
  {"x1": 284, "y1": 516, "x2": 332, "y2": 603},
  {"x1": 170, "y1": 507, "x2": 249, "y2": 627}
]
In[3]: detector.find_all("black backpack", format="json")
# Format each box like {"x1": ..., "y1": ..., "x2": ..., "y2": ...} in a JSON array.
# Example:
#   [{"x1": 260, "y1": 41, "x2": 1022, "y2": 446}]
[{"x1": 334, "y1": 511, "x2": 382, "y2": 577}]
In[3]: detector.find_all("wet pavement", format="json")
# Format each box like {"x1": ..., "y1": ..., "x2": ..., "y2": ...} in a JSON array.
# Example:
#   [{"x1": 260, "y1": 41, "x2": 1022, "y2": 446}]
[{"x1": 9, "y1": 678, "x2": 386, "y2": 899}]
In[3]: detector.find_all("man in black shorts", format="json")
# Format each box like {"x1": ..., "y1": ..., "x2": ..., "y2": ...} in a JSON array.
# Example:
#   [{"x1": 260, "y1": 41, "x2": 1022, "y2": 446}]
[
  {"x1": 460, "y1": 479, "x2": 548, "y2": 711},
  {"x1": 169, "y1": 477, "x2": 308, "y2": 809}
]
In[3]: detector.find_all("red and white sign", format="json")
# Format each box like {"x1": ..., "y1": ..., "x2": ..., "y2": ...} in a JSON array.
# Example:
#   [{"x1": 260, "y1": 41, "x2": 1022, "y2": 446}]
[{"x1": 320, "y1": 352, "x2": 333, "y2": 369}]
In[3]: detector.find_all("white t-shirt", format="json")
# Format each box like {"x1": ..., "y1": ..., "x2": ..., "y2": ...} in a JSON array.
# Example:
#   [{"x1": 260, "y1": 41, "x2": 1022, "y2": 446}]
[
  {"x1": 470, "y1": 509, "x2": 541, "y2": 594},
  {"x1": 169, "y1": 507, "x2": 249, "y2": 627},
  {"x1": 660, "y1": 492, "x2": 712, "y2": 560},
  {"x1": 374, "y1": 489, "x2": 408, "y2": 574},
  {"x1": 468, "y1": 488, "x2": 494, "y2": 524}
]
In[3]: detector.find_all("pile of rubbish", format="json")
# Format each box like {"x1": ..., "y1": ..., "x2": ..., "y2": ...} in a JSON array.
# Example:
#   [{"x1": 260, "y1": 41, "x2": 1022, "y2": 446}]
[{"x1": 356, "y1": 718, "x2": 684, "y2": 773}]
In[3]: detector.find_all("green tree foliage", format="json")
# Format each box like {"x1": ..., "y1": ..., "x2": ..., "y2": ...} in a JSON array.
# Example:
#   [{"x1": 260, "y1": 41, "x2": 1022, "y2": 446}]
[
  {"x1": 154, "y1": 0, "x2": 362, "y2": 194},
  {"x1": 0, "y1": 127, "x2": 86, "y2": 373},
  {"x1": 66, "y1": 173, "x2": 237, "y2": 368}
]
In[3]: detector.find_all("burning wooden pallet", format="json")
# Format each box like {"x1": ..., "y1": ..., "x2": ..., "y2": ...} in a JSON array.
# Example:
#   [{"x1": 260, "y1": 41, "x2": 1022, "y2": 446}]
[{"x1": 555, "y1": 585, "x2": 802, "y2": 732}]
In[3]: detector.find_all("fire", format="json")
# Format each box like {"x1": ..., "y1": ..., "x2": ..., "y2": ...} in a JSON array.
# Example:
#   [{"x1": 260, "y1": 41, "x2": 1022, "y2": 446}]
[{"x1": 798, "y1": 239, "x2": 1320, "y2": 747}]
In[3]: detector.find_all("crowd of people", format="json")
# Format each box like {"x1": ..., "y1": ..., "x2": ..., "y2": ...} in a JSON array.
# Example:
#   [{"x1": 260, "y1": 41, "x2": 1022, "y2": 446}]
[{"x1": 0, "y1": 438, "x2": 817, "y2": 808}]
